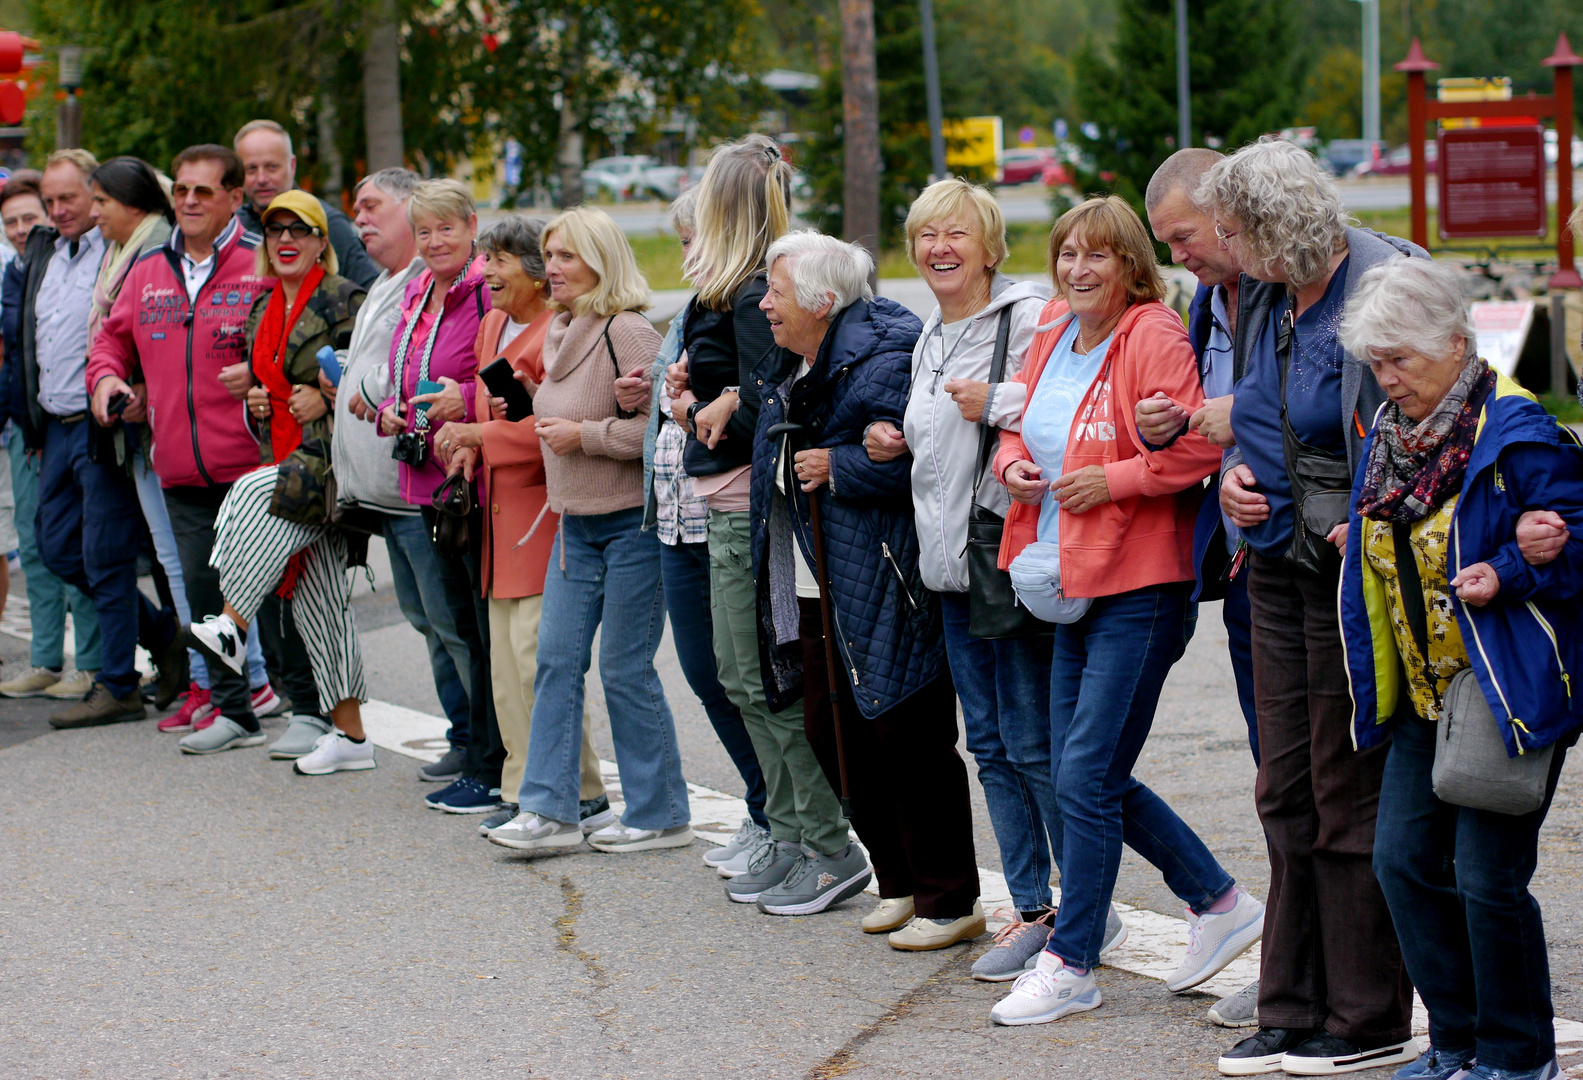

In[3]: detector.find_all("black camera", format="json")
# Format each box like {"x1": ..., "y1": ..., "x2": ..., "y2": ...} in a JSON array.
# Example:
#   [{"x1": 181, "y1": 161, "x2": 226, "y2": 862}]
[{"x1": 391, "y1": 430, "x2": 429, "y2": 467}]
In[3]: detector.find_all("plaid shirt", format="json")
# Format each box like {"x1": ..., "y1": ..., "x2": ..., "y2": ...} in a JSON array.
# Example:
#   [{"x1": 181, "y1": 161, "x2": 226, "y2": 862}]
[{"x1": 653, "y1": 383, "x2": 708, "y2": 545}]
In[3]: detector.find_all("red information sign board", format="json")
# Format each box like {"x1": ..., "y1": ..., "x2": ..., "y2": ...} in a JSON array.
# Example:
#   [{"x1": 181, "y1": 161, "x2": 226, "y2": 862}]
[{"x1": 1436, "y1": 125, "x2": 1546, "y2": 239}]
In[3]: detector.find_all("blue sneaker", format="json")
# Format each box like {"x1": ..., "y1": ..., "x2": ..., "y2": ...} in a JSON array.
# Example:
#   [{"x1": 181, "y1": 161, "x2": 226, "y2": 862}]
[
  {"x1": 1465, "y1": 1062, "x2": 1559, "y2": 1080},
  {"x1": 425, "y1": 777, "x2": 502, "y2": 814},
  {"x1": 1396, "y1": 1046, "x2": 1475, "y2": 1080}
]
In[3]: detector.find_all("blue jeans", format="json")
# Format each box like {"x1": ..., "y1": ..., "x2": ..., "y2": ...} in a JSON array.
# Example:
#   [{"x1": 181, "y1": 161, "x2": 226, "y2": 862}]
[
  {"x1": 383, "y1": 512, "x2": 472, "y2": 747},
  {"x1": 1044, "y1": 583, "x2": 1235, "y2": 967},
  {"x1": 518, "y1": 508, "x2": 689, "y2": 829},
  {"x1": 131, "y1": 448, "x2": 266, "y2": 691},
  {"x1": 1223, "y1": 572, "x2": 1260, "y2": 765},
  {"x1": 939, "y1": 590, "x2": 1061, "y2": 911},
  {"x1": 5, "y1": 422, "x2": 100, "y2": 670},
  {"x1": 1374, "y1": 716, "x2": 1568, "y2": 1072},
  {"x1": 661, "y1": 538, "x2": 766, "y2": 828},
  {"x1": 35, "y1": 416, "x2": 155, "y2": 697}
]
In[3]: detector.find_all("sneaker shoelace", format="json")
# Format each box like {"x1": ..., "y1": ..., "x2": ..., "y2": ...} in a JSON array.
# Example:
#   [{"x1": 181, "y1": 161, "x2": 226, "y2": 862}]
[
  {"x1": 728, "y1": 819, "x2": 760, "y2": 847},
  {"x1": 777, "y1": 852, "x2": 815, "y2": 889},
  {"x1": 989, "y1": 907, "x2": 1054, "y2": 950},
  {"x1": 1009, "y1": 964, "x2": 1061, "y2": 998}
]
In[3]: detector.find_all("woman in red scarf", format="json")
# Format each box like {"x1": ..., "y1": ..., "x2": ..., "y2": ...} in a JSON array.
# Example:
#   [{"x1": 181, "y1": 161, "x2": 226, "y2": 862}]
[{"x1": 178, "y1": 191, "x2": 371, "y2": 766}]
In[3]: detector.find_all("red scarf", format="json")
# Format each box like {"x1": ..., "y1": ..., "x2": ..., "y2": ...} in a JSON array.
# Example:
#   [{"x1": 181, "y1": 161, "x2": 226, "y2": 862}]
[{"x1": 251, "y1": 265, "x2": 326, "y2": 464}]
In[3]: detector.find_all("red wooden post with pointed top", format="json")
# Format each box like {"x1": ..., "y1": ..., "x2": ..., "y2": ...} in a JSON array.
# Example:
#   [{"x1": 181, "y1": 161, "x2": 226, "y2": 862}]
[
  {"x1": 1543, "y1": 32, "x2": 1581, "y2": 289},
  {"x1": 1394, "y1": 38, "x2": 1440, "y2": 252}
]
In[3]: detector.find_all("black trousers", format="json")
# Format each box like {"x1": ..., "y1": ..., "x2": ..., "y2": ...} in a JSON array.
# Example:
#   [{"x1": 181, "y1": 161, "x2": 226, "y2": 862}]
[
  {"x1": 798, "y1": 597, "x2": 979, "y2": 918},
  {"x1": 422, "y1": 505, "x2": 503, "y2": 787}
]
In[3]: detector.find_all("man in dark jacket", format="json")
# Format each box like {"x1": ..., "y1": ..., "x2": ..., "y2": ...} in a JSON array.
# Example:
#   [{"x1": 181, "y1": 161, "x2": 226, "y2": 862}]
[
  {"x1": 232, "y1": 119, "x2": 378, "y2": 289},
  {"x1": 747, "y1": 231, "x2": 982, "y2": 948}
]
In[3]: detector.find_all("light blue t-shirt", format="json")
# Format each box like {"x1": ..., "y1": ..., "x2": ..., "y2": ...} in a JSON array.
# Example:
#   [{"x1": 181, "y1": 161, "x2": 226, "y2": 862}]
[{"x1": 1020, "y1": 320, "x2": 1110, "y2": 545}]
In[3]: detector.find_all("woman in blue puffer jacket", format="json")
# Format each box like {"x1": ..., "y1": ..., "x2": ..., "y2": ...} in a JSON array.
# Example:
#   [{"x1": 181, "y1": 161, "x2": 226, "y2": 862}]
[
  {"x1": 750, "y1": 230, "x2": 983, "y2": 949},
  {"x1": 1338, "y1": 258, "x2": 1583, "y2": 1080}
]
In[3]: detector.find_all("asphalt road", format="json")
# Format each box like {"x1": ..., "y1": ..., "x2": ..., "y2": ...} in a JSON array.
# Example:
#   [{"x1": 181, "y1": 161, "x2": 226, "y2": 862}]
[{"x1": 3, "y1": 553, "x2": 1582, "y2": 1079}]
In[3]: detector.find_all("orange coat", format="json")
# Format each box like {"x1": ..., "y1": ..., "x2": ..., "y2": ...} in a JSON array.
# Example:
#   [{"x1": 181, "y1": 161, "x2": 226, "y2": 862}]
[
  {"x1": 993, "y1": 297, "x2": 1220, "y2": 599},
  {"x1": 473, "y1": 308, "x2": 557, "y2": 599}
]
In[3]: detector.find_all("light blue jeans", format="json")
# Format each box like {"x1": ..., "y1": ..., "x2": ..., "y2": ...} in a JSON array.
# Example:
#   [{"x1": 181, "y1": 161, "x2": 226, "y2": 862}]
[
  {"x1": 131, "y1": 447, "x2": 266, "y2": 690},
  {"x1": 5, "y1": 422, "x2": 100, "y2": 670},
  {"x1": 517, "y1": 507, "x2": 689, "y2": 829}
]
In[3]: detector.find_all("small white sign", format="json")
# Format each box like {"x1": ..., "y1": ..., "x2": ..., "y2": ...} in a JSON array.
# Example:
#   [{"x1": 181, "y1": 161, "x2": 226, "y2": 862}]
[{"x1": 1472, "y1": 300, "x2": 1535, "y2": 377}]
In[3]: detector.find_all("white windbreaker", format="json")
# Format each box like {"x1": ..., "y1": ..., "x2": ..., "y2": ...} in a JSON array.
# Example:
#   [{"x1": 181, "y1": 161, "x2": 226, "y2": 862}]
[{"x1": 902, "y1": 274, "x2": 1052, "y2": 593}]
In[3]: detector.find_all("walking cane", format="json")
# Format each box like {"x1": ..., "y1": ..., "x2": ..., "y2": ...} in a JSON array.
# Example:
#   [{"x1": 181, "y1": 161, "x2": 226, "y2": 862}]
[{"x1": 766, "y1": 420, "x2": 854, "y2": 818}]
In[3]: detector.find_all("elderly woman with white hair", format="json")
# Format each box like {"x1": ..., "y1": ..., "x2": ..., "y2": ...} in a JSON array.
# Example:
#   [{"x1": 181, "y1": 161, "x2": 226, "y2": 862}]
[
  {"x1": 744, "y1": 229, "x2": 982, "y2": 936},
  {"x1": 1339, "y1": 258, "x2": 1583, "y2": 1080},
  {"x1": 1205, "y1": 138, "x2": 1426, "y2": 1075}
]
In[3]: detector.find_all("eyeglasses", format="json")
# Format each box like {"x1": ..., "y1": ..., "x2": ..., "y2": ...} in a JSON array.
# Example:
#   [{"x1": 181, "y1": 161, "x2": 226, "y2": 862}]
[
  {"x1": 1213, "y1": 220, "x2": 1240, "y2": 246},
  {"x1": 265, "y1": 221, "x2": 322, "y2": 240},
  {"x1": 171, "y1": 183, "x2": 225, "y2": 201}
]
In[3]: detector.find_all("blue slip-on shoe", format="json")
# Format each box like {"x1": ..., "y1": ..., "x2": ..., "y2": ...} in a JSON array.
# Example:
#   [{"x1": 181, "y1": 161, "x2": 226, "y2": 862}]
[
  {"x1": 426, "y1": 777, "x2": 500, "y2": 814},
  {"x1": 1464, "y1": 1061, "x2": 1559, "y2": 1080}
]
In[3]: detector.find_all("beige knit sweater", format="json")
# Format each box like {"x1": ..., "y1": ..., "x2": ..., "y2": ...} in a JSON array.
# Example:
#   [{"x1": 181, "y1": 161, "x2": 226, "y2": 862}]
[{"x1": 534, "y1": 309, "x2": 660, "y2": 516}]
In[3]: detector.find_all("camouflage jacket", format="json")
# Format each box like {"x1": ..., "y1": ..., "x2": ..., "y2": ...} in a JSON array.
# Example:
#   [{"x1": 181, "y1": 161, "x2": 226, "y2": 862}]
[{"x1": 245, "y1": 273, "x2": 365, "y2": 464}]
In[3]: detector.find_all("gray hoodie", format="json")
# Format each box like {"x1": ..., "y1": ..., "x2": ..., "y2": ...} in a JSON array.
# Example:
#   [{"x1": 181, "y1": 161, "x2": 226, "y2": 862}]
[
  {"x1": 333, "y1": 256, "x2": 426, "y2": 515},
  {"x1": 902, "y1": 273, "x2": 1053, "y2": 593}
]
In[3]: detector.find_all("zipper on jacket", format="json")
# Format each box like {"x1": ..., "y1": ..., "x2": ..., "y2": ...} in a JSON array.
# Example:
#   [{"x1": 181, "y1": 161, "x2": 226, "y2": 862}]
[
  {"x1": 1452, "y1": 514, "x2": 1523, "y2": 750},
  {"x1": 826, "y1": 595, "x2": 861, "y2": 687},
  {"x1": 1526, "y1": 601, "x2": 1572, "y2": 699},
  {"x1": 880, "y1": 542, "x2": 919, "y2": 611},
  {"x1": 183, "y1": 308, "x2": 213, "y2": 487}
]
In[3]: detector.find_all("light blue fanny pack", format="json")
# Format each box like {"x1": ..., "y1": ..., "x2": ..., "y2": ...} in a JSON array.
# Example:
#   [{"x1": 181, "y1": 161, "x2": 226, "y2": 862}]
[{"x1": 1007, "y1": 541, "x2": 1093, "y2": 625}]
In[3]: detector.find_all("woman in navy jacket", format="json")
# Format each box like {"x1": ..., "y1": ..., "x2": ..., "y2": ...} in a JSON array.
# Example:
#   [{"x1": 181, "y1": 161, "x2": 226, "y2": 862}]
[{"x1": 1339, "y1": 259, "x2": 1583, "y2": 1080}]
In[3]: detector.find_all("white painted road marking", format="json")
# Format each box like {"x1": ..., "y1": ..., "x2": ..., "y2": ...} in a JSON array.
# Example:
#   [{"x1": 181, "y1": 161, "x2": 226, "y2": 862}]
[{"x1": 363, "y1": 698, "x2": 1583, "y2": 1059}]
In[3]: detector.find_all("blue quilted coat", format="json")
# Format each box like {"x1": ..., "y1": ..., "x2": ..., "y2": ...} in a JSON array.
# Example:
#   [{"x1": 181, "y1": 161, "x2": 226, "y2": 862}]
[{"x1": 750, "y1": 296, "x2": 944, "y2": 719}]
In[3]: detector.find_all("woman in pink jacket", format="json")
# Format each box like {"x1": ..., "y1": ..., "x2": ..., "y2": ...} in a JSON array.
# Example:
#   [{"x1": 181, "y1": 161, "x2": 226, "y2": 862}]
[{"x1": 987, "y1": 196, "x2": 1262, "y2": 1028}]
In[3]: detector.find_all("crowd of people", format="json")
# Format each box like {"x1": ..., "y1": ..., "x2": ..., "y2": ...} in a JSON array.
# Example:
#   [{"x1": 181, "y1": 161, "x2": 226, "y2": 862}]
[{"x1": 1, "y1": 123, "x2": 1580, "y2": 1080}]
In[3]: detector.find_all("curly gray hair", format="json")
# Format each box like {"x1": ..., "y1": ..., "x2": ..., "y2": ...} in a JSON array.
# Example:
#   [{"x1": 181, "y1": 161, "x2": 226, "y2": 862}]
[
  {"x1": 1200, "y1": 138, "x2": 1351, "y2": 289},
  {"x1": 477, "y1": 214, "x2": 547, "y2": 281},
  {"x1": 1338, "y1": 257, "x2": 1476, "y2": 364}
]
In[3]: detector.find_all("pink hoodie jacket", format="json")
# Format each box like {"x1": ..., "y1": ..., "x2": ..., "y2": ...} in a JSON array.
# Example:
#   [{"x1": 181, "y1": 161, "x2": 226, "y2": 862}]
[{"x1": 86, "y1": 219, "x2": 267, "y2": 488}]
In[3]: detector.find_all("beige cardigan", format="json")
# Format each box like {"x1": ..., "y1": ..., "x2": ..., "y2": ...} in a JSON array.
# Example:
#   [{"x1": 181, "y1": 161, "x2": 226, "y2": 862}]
[{"x1": 534, "y1": 309, "x2": 660, "y2": 516}]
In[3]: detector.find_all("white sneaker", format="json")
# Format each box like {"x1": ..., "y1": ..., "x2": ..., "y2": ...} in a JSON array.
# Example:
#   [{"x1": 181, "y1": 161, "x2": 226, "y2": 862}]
[
  {"x1": 293, "y1": 732, "x2": 376, "y2": 775},
  {"x1": 702, "y1": 818, "x2": 770, "y2": 868},
  {"x1": 42, "y1": 669, "x2": 95, "y2": 699},
  {"x1": 587, "y1": 823, "x2": 694, "y2": 853},
  {"x1": 487, "y1": 812, "x2": 583, "y2": 851},
  {"x1": 990, "y1": 951, "x2": 1102, "y2": 1026},
  {"x1": 1166, "y1": 891, "x2": 1265, "y2": 993},
  {"x1": 715, "y1": 830, "x2": 776, "y2": 878},
  {"x1": 188, "y1": 614, "x2": 246, "y2": 676}
]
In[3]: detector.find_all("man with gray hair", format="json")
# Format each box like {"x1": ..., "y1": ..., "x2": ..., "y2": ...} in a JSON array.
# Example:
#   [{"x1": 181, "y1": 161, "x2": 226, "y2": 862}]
[{"x1": 301, "y1": 167, "x2": 474, "y2": 775}]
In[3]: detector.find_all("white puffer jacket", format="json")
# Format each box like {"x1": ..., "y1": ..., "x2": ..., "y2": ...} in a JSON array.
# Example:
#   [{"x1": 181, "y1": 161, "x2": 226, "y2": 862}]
[{"x1": 903, "y1": 274, "x2": 1052, "y2": 593}]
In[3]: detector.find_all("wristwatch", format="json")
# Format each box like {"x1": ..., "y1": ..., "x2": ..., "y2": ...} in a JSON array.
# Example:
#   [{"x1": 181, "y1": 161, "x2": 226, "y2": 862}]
[{"x1": 686, "y1": 400, "x2": 705, "y2": 434}]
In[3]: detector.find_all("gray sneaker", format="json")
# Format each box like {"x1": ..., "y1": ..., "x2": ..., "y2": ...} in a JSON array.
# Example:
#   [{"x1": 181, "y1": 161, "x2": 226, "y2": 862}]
[
  {"x1": 724, "y1": 840, "x2": 803, "y2": 904},
  {"x1": 703, "y1": 818, "x2": 770, "y2": 869},
  {"x1": 486, "y1": 811, "x2": 582, "y2": 852},
  {"x1": 419, "y1": 746, "x2": 465, "y2": 782},
  {"x1": 755, "y1": 842, "x2": 873, "y2": 916},
  {"x1": 973, "y1": 914, "x2": 1054, "y2": 982},
  {"x1": 1020, "y1": 904, "x2": 1128, "y2": 972},
  {"x1": 269, "y1": 715, "x2": 333, "y2": 759},
  {"x1": 178, "y1": 715, "x2": 266, "y2": 755},
  {"x1": 479, "y1": 803, "x2": 520, "y2": 836},
  {"x1": 1207, "y1": 979, "x2": 1260, "y2": 1028},
  {"x1": 715, "y1": 830, "x2": 776, "y2": 879}
]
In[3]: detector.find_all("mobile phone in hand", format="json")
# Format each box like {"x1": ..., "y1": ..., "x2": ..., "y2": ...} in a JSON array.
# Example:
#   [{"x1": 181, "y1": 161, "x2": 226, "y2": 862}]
[{"x1": 479, "y1": 358, "x2": 534, "y2": 422}]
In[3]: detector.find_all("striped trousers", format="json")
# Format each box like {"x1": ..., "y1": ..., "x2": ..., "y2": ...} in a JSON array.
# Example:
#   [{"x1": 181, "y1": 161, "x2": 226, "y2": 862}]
[{"x1": 211, "y1": 466, "x2": 366, "y2": 709}]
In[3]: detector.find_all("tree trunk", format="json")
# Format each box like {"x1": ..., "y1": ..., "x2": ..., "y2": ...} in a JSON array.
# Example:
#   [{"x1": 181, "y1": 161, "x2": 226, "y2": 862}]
[
  {"x1": 318, "y1": 88, "x2": 343, "y2": 200},
  {"x1": 362, "y1": 0, "x2": 404, "y2": 171},
  {"x1": 555, "y1": 22, "x2": 585, "y2": 208},
  {"x1": 839, "y1": 0, "x2": 880, "y2": 268}
]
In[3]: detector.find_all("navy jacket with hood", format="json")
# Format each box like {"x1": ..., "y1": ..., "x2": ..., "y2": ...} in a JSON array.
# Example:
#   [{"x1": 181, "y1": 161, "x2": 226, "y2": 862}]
[
  {"x1": 1342, "y1": 374, "x2": 1583, "y2": 757},
  {"x1": 749, "y1": 296, "x2": 941, "y2": 719}
]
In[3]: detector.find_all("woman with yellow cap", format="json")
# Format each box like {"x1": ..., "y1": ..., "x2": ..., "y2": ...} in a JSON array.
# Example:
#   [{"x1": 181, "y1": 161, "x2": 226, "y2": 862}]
[{"x1": 177, "y1": 190, "x2": 370, "y2": 765}]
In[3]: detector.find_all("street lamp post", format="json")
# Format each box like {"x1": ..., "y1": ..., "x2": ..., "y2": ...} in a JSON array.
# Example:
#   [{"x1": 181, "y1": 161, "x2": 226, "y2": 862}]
[
  {"x1": 1353, "y1": 0, "x2": 1381, "y2": 149},
  {"x1": 56, "y1": 44, "x2": 82, "y2": 149},
  {"x1": 1175, "y1": 0, "x2": 1190, "y2": 150},
  {"x1": 919, "y1": 0, "x2": 947, "y2": 181}
]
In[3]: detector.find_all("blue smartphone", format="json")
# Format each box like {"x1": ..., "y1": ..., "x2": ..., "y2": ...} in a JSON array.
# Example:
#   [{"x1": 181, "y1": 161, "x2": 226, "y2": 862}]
[
  {"x1": 414, "y1": 378, "x2": 444, "y2": 416},
  {"x1": 316, "y1": 345, "x2": 342, "y2": 387}
]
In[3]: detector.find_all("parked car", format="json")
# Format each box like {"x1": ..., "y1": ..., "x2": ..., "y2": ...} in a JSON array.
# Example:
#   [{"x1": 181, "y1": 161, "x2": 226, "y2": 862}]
[
  {"x1": 1544, "y1": 129, "x2": 1583, "y2": 169},
  {"x1": 1322, "y1": 139, "x2": 1379, "y2": 177},
  {"x1": 1354, "y1": 140, "x2": 1438, "y2": 177},
  {"x1": 641, "y1": 164, "x2": 704, "y2": 202},
  {"x1": 998, "y1": 147, "x2": 1056, "y2": 185},
  {"x1": 582, "y1": 155, "x2": 659, "y2": 201}
]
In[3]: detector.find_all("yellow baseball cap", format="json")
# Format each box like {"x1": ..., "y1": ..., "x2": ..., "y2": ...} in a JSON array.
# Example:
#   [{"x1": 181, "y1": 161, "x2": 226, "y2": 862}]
[{"x1": 262, "y1": 189, "x2": 328, "y2": 238}]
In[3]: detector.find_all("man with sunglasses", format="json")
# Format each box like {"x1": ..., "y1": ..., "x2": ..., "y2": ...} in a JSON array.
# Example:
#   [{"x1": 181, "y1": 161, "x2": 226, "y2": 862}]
[
  {"x1": 233, "y1": 119, "x2": 377, "y2": 289},
  {"x1": 88, "y1": 144, "x2": 287, "y2": 751}
]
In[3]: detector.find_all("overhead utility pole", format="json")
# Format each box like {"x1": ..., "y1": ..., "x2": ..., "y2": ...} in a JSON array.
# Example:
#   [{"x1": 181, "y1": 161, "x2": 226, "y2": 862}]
[
  {"x1": 1176, "y1": 0, "x2": 1190, "y2": 149},
  {"x1": 919, "y1": 0, "x2": 947, "y2": 181}
]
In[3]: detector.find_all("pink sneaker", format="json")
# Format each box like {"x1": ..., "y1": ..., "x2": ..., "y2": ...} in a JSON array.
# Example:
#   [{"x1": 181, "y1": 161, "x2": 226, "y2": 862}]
[
  {"x1": 159, "y1": 684, "x2": 214, "y2": 733},
  {"x1": 251, "y1": 683, "x2": 285, "y2": 718}
]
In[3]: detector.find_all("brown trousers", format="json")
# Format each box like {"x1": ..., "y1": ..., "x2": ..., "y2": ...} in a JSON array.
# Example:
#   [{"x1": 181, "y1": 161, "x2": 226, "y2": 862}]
[
  {"x1": 798, "y1": 598, "x2": 980, "y2": 918},
  {"x1": 1248, "y1": 551, "x2": 1412, "y2": 1043}
]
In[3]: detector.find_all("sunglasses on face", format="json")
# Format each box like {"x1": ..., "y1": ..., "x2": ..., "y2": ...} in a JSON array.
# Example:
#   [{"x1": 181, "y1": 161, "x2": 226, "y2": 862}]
[
  {"x1": 171, "y1": 184, "x2": 228, "y2": 201},
  {"x1": 265, "y1": 221, "x2": 323, "y2": 240}
]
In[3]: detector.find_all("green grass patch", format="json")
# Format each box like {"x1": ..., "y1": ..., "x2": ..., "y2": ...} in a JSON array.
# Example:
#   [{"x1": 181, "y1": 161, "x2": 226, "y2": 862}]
[
  {"x1": 878, "y1": 222, "x2": 1055, "y2": 281},
  {"x1": 1349, "y1": 205, "x2": 1568, "y2": 259},
  {"x1": 630, "y1": 232, "x2": 689, "y2": 292},
  {"x1": 1539, "y1": 391, "x2": 1583, "y2": 424}
]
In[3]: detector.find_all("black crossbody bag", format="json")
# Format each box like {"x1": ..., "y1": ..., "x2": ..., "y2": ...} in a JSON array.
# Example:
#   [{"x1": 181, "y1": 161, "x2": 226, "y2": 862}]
[
  {"x1": 1277, "y1": 307, "x2": 1353, "y2": 576},
  {"x1": 966, "y1": 308, "x2": 1053, "y2": 639}
]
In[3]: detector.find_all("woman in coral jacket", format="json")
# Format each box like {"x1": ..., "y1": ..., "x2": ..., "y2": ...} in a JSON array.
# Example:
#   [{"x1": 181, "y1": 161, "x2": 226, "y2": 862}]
[
  {"x1": 432, "y1": 215, "x2": 609, "y2": 837},
  {"x1": 988, "y1": 196, "x2": 1262, "y2": 1028}
]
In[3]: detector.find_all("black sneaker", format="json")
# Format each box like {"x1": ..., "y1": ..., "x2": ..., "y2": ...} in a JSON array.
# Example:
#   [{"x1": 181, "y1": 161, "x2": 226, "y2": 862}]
[
  {"x1": 580, "y1": 794, "x2": 616, "y2": 834},
  {"x1": 419, "y1": 746, "x2": 466, "y2": 782},
  {"x1": 1218, "y1": 1028, "x2": 1316, "y2": 1076},
  {"x1": 480, "y1": 803, "x2": 520, "y2": 836},
  {"x1": 1280, "y1": 1032, "x2": 1418, "y2": 1076}
]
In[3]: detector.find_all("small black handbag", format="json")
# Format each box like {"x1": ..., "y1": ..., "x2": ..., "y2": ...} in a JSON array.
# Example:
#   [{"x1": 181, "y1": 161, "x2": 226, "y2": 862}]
[
  {"x1": 430, "y1": 471, "x2": 472, "y2": 558},
  {"x1": 966, "y1": 307, "x2": 1054, "y2": 640}
]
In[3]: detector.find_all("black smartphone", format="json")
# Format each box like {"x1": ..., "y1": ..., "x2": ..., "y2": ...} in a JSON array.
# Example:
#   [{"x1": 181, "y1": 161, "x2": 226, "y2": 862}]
[
  {"x1": 479, "y1": 357, "x2": 534, "y2": 422},
  {"x1": 107, "y1": 392, "x2": 130, "y2": 418}
]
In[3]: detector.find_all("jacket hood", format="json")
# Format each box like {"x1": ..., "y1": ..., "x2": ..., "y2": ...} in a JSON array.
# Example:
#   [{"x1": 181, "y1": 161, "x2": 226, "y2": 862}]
[
  {"x1": 816, "y1": 295, "x2": 925, "y2": 376},
  {"x1": 916, "y1": 273, "x2": 1052, "y2": 336}
]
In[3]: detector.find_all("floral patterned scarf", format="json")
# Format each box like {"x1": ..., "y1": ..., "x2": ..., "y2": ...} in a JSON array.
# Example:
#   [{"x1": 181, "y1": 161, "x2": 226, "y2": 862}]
[{"x1": 1356, "y1": 356, "x2": 1494, "y2": 524}]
